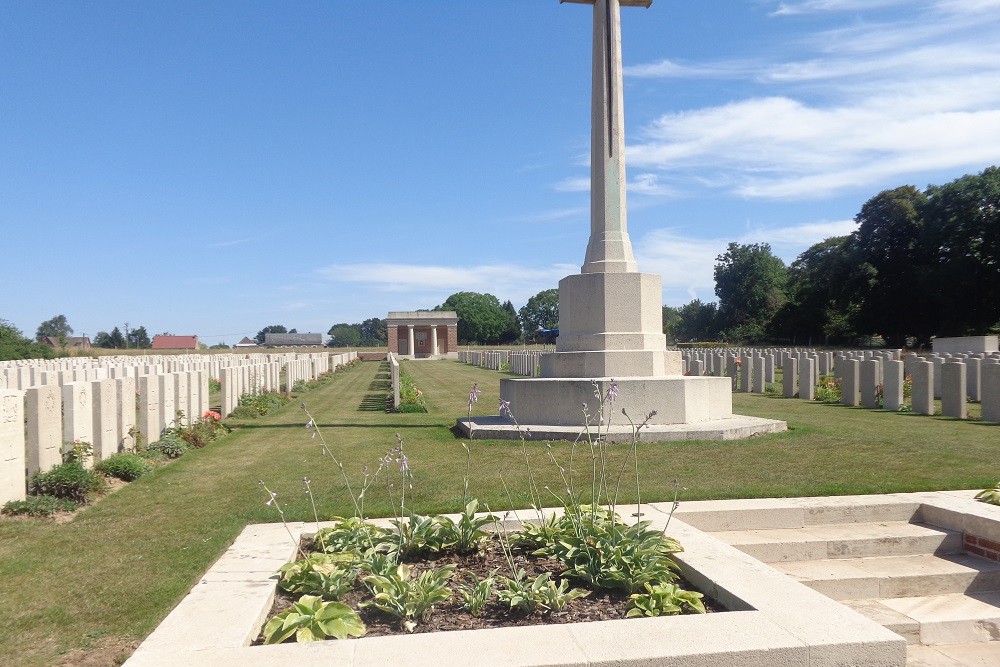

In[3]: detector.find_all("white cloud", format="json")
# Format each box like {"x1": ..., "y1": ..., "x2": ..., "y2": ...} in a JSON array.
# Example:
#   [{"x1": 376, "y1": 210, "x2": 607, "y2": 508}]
[
  {"x1": 552, "y1": 177, "x2": 590, "y2": 192},
  {"x1": 623, "y1": 58, "x2": 757, "y2": 79},
  {"x1": 622, "y1": 2, "x2": 1000, "y2": 200},
  {"x1": 317, "y1": 262, "x2": 578, "y2": 308}
]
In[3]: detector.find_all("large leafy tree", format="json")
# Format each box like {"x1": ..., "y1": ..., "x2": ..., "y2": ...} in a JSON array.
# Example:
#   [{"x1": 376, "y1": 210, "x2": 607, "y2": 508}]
[
  {"x1": 672, "y1": 300, "x2": 720, "y2": 342},
  {"x1": 327, "y1": 323, "x2": 361, "y2": 347},
  {"x1": 127, "y1": 325, "x2": 152, "y2": 349},
  {"x1": 35, "y1": 315, "x2": 73, "y2": 342},
  {"x1": 438, "y1": 292, "x2": 508, "y2": 344},
  {"x1": 518, "y1": 288, "x2": 559, "y2": 334},
  {"x1": 772, "y1": 236, "x2": 859, "y2": 345},
  {"x1": 847, "y1": 185, "x2": 932, "y2": 347},
  {"x1": 714, "y1": 243, "x2": 788, "y2": 343},
  {"x1": 255, "y1": 325, "x2": 287, "y2": 345},
  {"x1": 920, "y1": 166, "x2": 1000, "y2": 337},
  {"x1": 95, "y1": 327, "x2": 125, "y2": 349},
  {"x1": 1, "y1": 319, "x2": 56, "y2": 360},
  {"x1": 358, "y1": 317, "x2": 387, "y2": 347},
  {"x1": 499, "y1": 300, "x2": 521, "y2": 344}
]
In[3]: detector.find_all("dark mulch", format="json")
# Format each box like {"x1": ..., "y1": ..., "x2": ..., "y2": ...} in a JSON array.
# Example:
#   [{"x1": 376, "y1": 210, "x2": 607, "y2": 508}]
[{"x1": 255, "y1": 536, "x2": 723, "y2": 643}]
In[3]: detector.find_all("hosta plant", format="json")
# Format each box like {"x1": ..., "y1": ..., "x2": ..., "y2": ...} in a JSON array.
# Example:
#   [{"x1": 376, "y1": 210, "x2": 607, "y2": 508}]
[
  {"x1": 386, "y1": 512, "x2": 453, "y2": 559},
  {"x1": 276, "y1": 553, "x2": 357, "y2": 599},
  {"x1": 436, "y1": 499, "x2": 495, "y2": 554},
  {"x1": 263, "y1": 595, "x2": 366, "y2": 643},
  {"x1": 496, "y1": 570, "x2": 590, "y2": 615},
  {"x1": 315, "y1": 516, "x2": 388, "y2": 555},
  {"x1": 627, "y1": 581, "x2": 706, "y2": 617},
  {"x1": 362, "y1": 563, "x2": 455, "y2": 632},
  {"x1": 975, "y1": 484, "x2": 1000, "y2": 506},
  {"x1": 456, "y1": 570, "x2": 497, "y2": 616}
]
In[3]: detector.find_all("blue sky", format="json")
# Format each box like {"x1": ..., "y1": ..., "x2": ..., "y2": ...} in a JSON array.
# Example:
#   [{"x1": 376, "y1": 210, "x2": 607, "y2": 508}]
[{"x1": 3, "y1": 0, "x2": 999, "y2": 346}]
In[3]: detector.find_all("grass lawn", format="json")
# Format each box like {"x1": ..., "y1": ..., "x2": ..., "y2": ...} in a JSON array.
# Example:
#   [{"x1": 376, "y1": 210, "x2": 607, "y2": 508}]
[{"x1": 1, "y1": 359, "x2": 996, "y2": 666}]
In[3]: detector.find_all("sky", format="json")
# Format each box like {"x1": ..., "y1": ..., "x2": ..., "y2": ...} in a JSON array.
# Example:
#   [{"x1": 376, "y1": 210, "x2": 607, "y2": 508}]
[{"x1": 3, "y1": 0, "x2": 999, "y2": 346}]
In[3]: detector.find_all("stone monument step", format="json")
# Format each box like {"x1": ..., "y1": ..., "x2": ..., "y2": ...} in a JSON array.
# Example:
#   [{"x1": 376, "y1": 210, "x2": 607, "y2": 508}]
[
  {"x1": 708, "y1": 521, "x2": 963, "y2": 562},
  {"x1": 845, "y1": 591, "x2": 1000, "y2": 646},
  {"x1": 773, "y1": 553, "x2": 1000, "y2": 601}
]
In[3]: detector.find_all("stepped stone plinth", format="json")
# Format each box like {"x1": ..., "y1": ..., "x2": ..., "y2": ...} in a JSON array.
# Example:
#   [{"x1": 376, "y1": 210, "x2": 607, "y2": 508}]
[{"x1": 459, "y1": 0, "x2": 783, "y2": 440}]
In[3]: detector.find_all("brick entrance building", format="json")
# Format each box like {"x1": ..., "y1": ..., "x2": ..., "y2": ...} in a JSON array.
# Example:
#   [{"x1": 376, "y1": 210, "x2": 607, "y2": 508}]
[{"x1": 386, "y1": 311, "x2": 459, "y2": 359}]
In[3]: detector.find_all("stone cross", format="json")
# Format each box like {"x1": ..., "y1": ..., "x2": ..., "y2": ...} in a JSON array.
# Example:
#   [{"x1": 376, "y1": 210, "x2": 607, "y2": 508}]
[{"x1": 563, "y1": 0, "x2": 652, "y2": 274}]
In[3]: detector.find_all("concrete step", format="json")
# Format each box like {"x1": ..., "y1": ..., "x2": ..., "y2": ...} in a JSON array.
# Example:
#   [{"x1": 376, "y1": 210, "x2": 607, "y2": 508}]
[
  {"x1": 907, "y1": 642, "x2": 1000, "y2": 666},
  {"x1": 710, "y1": 521, "x2": 962, "y2": 563},
  {"x1": 774, "y1": 553, "x2": 1000, "y2": 601},
  {"x1": 846, "y1": 591, "x2": 1000, "y2": 645}
]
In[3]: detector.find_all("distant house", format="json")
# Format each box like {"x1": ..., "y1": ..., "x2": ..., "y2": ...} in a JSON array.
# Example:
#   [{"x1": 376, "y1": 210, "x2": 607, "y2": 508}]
[
  {"x1": 234, "y1": 336, "x2": 257, "y2": 349},
  {"x1": 151, "y1": 335, "x2": 199, "y2": 350},
  {"x1": 41, "y1": 336, "x2": 91, "y2": 350},
  {"x1": 263, "y1": 332, "x2": 323, "y2": 348}
]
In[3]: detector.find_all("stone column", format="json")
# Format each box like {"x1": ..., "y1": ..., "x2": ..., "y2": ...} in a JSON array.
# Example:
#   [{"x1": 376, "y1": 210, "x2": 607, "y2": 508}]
[
  {"x1": 1, "y1": 389, "x2": 26, "y2": 504},
  {"x1": 911, "y1": 360, "x2": 934, "y2": 415},
  {"x1": 882, "y1": 360, "x2": 904, "y2": 412},
  {"x1": 941, "y1": 361, "x2": 967, "y2": 419},
  {"x1": 26, "y1": 385, "x2": 62, "y2": 475},
  {"x1": 431, "y1": 326, "x2": 439, "y2": 357},
  {"x1": 407, "y1": 325, "x2": 415, "y2": 357}
]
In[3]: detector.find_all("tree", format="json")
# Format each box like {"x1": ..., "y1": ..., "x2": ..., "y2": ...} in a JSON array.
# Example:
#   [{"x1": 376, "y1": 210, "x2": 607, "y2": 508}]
[
  {"x1": 96, "y1": 327, "x2": 125, "y2": 349},
  {"x1": 358, "y1": 317, "x2": 388, "y2": 347},
  {"x1": 127, "y1": 325, "x2": 151, "y2": 349},
  {"x1": 209, "y1": 343, "x2": 230, "y2": 350},
  {"x1": 1, "y1": 319, "x2": 56, "y2": 360},
  {"x1": 662, "y1": 306, "x2": 681, "y2": 342},
  {"x1": 672, "y1": 300, "x2": 720, "y2": 342},
  {"x1": 500, "y1": 300, "x2": 521, "y2": 344},
  {"x1": 714, "y1": 243, "x2": 788, "y2": 343},
  {"x1": 327, "y1": 323, "x2": 361, "y2": 347},
  {"x1": 920, "y1": 166, "x2": 1000, "y2": 337},
  {"x1": 438, "y1": 292, "x2": 508, "y2": 344},
  {"x1": 35, "y1": 315, "x2": 73, "y2": 343},
  {"x1": 772, "y1": 236, "x2": 859, "y2": 345},
  {"x1": 518, "y1": 289, "x2": 559, "y2": 334},
  {"x1": 255, "y1": 325, "x2": 287, "y2": 345}
]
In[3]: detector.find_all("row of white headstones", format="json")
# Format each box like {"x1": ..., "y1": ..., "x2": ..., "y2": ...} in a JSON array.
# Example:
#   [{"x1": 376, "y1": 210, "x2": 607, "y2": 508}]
[
  {"x1": 461, "y1": 347, "x2": 1000, "y2": 421},
  {"x1": 0, "y1": 351, "x2": 357, "y2": 505}
]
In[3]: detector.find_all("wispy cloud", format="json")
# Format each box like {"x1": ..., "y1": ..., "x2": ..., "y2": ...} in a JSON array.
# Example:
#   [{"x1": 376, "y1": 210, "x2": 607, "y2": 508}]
[
  {"x1": 623, "y1": 1, "x2": 1000, "y2": 199},
  {"x1": 317, "y1": 262, "x2": 578, "y2": 307},
  {"x1": 208, "y1": 237, "x2": 257, "y2": 248},
  {"x1": 514, "y1": 206, "x2": 589, "y2": 223}
]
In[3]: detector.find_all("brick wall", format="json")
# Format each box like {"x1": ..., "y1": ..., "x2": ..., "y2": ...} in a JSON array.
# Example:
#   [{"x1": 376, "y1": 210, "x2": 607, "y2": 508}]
[
  {"x1": 965, "y1": 533, "x2": 1000, "y2": 562},
  {"x1": 447, "y1": 325, "x2": 458, "y2": 352}
]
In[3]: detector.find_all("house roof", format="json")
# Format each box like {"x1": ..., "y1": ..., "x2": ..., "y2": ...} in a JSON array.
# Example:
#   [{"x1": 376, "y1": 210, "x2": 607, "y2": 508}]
[
  {"x1": 151, "y1": 335, "x2": 199, "y2": 349},
  {"x1": 234, "y1": 336, "x2": 257, "y2": 346},
  {"x1": 41, "y1": 336, "x2": 91, "y2": 348}
]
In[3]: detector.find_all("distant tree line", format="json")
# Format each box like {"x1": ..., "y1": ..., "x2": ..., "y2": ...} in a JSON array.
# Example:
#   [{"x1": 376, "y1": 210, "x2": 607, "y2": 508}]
[{"x1": 663, "y1": 166, "x2": 1000, "y2": 348}]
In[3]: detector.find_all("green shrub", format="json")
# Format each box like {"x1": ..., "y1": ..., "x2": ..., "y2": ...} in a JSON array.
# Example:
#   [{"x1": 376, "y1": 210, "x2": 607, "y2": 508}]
[
  {"x1": 148, "y1": 433, "x2": 189, "y2": 459},
  {"x1": 29, "y1": 461, "x2": 105, "y2": 503},
  {"x1": 2, "y1": 495, "x2": 78, "y2": 517},
  {"x1": 236, "y1": 391, "x2": 287, "y2": 418},
  {"x1": 95, "y1": 453, "x2": 152, "y2": 481}
]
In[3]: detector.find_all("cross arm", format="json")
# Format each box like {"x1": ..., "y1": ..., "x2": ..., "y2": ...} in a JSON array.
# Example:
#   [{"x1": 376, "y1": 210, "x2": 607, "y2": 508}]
[{"x1": 560, "y1": 0, "x2": 653, "y2": 7}]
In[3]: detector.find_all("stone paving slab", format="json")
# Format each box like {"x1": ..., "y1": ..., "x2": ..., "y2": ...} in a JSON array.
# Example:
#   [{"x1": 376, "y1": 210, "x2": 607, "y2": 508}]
[
  {"x1": 908, "y1": 642, "x2": 1000, "y2": 667},
  {"x1": 457, "y1": 415, "x2": 787, "y2": 443}
]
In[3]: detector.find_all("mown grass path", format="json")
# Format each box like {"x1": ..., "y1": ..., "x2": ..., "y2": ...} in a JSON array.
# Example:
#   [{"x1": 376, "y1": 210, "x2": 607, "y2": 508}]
[{"x1": 1, "y1": 359, "x2": 996, "y2": 666}]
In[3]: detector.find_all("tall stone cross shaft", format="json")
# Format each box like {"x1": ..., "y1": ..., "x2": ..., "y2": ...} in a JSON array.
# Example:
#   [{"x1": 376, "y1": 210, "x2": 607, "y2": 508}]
[{"x1": 563, "y1": 0, "x2": 652, "y2": 274}]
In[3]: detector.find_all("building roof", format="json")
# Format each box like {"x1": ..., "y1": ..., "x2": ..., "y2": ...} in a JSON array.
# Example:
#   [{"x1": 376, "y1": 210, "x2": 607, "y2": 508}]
[
  {"x1": 234, "y1": 336, "x2": 257, "y2": 347},
  {"x1": 41, "y1": 336, "x2": 91, "y2": 348},
  {"x1": 151, "y1": 335, "x2": 199, "y2": 349},
  {"x1": 387, "y1": 311, "x2": 458, "y2": 326},
  {"x1": 263, "y1": 332, "x2": 323, "y2": 347}
]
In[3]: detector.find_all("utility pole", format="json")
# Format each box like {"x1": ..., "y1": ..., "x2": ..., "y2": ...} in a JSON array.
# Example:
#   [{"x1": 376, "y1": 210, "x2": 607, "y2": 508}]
[{"x1": 124, "y1": 322, "x2": 130, "y2": 349}]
